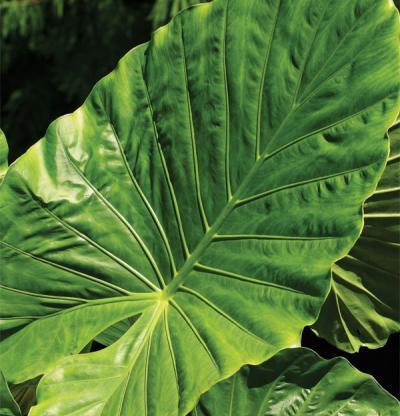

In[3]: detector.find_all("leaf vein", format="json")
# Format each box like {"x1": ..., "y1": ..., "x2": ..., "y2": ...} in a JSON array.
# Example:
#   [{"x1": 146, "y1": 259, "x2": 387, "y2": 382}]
[
  {"x1": 180, "y1": 285, "x2": 268, "y2": 346},
  {"x1": 0, "y1": 240, "x2": 130, "y2": 296},
  {"x1": 194, "y1": 263, "x2": 313, "y2": 297},
  {"x1": 180, "y1": 22, "x2": 209, "y2": 232},
  {"x1": 139, "y1": 62, "x2": 191, "y2": 259},
  {"x1": 170, "y1": 300, "x2": 220, "y2": 373},
  {"x1": 57, "y1": 133, "x2": 162, "y2": 290},
  {"x1": 108, "y1": 121, "x2": 177, "y2": 277}
]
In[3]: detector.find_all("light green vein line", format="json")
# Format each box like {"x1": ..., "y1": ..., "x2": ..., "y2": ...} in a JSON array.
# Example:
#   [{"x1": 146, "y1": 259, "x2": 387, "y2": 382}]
[
  {"x1": 1, "y1": 293, "x2": 154, "y2": 360},
  {"x1": 212, "y1": 234, "x2": 337, "y2": 242},
  {"x1": 1, "y1": 316, "x2": 40, "y2": 321},
  {"x1": 223, "y1": 0, "x2": 232, "y2": 199},
  {"x1": 358, "y1": 235, "x2": 399, "y2": 249},
  {"x1": 297, "y1": 3, "x2": 377, "y2": 104},
  {"x1": 115, "y1": 305, "x2": 162, "y2": 416},
  {"x1": 255, "y1": 0, "x2": 281, "y2": 160},
  {"x1": 0, "y1": 284, "x2": 88, "y2": 303},
  {"x1": 372, "y1": 186, "x2": 400, "y2": 194},
  {"x1": 139, "y1": 64, "x2": 191, "y2": 260},
  {"x1": 291, "y1": 1, "x2": 330, "y2": 106},
  {"x1": 58, "y1": 135, "x2": 164, "y2": 290},
  {"x1": 109, "y1": 122, "x2": 177, "y2": 277},
  {"x1": 332, "y1": 264, "x2": 390, "y2": 309},
  {"x1": 235, "y1": 164, "x2": 372, "y2": 207},
  {"x1": 297, "y1": 36, "x2": 381, "y2": 110},
  {"x1": 334, "y1": 288, "x2": 383, "y2": 343},
  {"x1": 390, "y1": 119, "x2": 400, "y2": 129},
  {"x1": 170, "y1": 300, "x2": 220, "y2": 373},
  {"x1": 264, "y1": 91, "x2": 392, "y2": 161},
  {"x1": 228, "y1": 372, "x2": 237, "y2": 416},
  {"x1": 387, "y1": 152, "x2": 400, "y2": 163},
  {"x1": 363, "y1": 213, "x2": 400, "y2": 218},
  {"x1": 180, "y1": 23, "x2": 209, "y2": 232},
  {"x1": 31, "y1": 196, "x2": 158, "y2": 292},
  {"x1": 0, "y1": 297, "x2": 156, "y2": 358},
  {"x1": 340, "y1": 254, "x2": 397, "y2": 278},
  {"x1": 180, "y1": 285, "x2": 269, "y2": 346},
  {"x1": 114, "y1": 365, "x2": 130, "y2": 416},
  {"x1": 143, "y1": 335, "x2": 151, "y2": 416},
  {"x1": 194, "y1": 263, "x2": 312, "y2": 297},
  {"x1": 163, "y1": 308, "x2": 179, "y2": 395},
  {"x1": 0, "y1": 240, "x2": 132, "y2": 295},
  {"x1": 331, "y1": 280, "x2": 358, "y2": 351}
]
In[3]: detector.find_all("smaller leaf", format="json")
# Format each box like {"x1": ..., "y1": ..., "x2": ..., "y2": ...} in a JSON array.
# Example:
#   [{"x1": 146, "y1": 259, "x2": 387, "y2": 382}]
[
  {"x1": 0, "y1": 370, "x2": 21, "y2": 416},
  {"x1": 312, "y1": 119, "x2": 400, "y2": 352},
  {"x1": 193, "y1": 348, "x2": 399, "y2": 416},
  {"x1": 10, "y1": 378, "x2": 39, "y2": 416},
  {"x1": 0, "y1": 129, "x2": 8, "y2": 182}
]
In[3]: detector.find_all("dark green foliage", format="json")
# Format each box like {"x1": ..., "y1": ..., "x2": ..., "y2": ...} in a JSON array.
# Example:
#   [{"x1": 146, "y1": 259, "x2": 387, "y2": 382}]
[
  {"x1": 1, "y1": 1, "x2": 213, "y2": 162},
  {"x1": 1, "y1": 0, "x2": 153, "y2": 161}
]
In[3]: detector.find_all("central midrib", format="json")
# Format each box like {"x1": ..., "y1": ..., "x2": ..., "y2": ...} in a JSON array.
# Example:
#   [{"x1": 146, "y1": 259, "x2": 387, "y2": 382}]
[{"x1": 164, "y1": 151, "x2": 267, "y2": 296}]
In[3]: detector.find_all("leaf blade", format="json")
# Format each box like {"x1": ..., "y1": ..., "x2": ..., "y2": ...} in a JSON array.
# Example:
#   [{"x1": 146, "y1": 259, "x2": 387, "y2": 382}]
[
  {"x1": 312, "y1": 119, "x2": 400, "y2": 352},
  {"x1": 1, "y1": 0, "x2": 399, "y2": 414},
  {"x1": 194, "y1": 348, "x2": 399, "y2": 416}
]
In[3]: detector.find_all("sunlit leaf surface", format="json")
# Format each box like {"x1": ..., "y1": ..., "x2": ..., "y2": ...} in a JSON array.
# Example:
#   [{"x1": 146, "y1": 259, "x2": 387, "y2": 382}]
[{"x1": 0, "y1": 0, "x2": 399, "y2": 414}]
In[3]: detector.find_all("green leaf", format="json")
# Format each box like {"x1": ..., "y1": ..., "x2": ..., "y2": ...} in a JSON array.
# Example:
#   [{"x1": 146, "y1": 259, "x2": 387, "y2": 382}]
[
  {"x1": 312, "y1": 118, "x2": 400, "y2": 352},
  {"x1": 1, "y1": 0, "x2": 399, "y2": 414},
  {"x1": 193, "y1": 348, "x2": 399, "y2": 415},
  {"x1": 0, "y1": 129, "x2": 8, "y2": 182},
  {"x1": 0, "y1": 370, "x2": 21, "y2": 416}
]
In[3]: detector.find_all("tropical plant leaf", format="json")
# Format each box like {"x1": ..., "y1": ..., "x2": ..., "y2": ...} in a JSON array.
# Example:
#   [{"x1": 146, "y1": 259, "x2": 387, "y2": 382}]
[
  {"x1": 0, "y1": 129, "x2": 8, "y2": 182},
  {"x1": 0, "y1": 370, "x2": 21, "y2": 416},
  {"x1": 1, "y1": 0, "x2": 399, "y2": 414},
  {"x1": 312, "y1": 118, "x2": 400, "y2": 352},
  {"x1": 193, "y1": 348, "x2": 399, "y2": 415}
]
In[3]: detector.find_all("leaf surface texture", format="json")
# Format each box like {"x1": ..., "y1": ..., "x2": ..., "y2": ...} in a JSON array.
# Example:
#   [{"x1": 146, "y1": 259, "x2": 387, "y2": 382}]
[
  {"x1": 194, "y1": 348, "x2": 399, "y2": 415},
  {"x1": 0, "y1": 0, "x2": 399, "y2": 414},
  {"x1": 313, "y1": 119, "x2": 400, "y2": 352}
]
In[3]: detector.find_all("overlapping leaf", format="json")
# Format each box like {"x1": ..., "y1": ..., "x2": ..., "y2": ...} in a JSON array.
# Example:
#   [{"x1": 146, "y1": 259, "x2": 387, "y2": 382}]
[
  {"x1": 0, "y1": 370, "x2": 21, "y2": 416},
  {"x1": 313, "y1": 119, "x2": 400, "y2": 352},
  {"x1": 193, "y1": 348, "x2": 399, "y2": 415},
  {"x1": 0, "y1": 130, "x2": 8, "y2": 183},
  {"x1": 1, "y1": 0, "x2": 399, "y2": 414}
]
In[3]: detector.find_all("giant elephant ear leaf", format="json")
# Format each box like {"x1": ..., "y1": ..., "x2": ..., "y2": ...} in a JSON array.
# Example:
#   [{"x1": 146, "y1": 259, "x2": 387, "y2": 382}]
[
  {"x1": 1, "y1": 0, "x2": 399, "y2": 414},
  {"x1": 0, "y1": 370, "x2": 21, "y2": 416},
  {"x1": 193, "y1": 348, "x2": 399, "y2": 415},
  {"x1": 312, "y1": 118, "x2": 400, "y2": 352}
]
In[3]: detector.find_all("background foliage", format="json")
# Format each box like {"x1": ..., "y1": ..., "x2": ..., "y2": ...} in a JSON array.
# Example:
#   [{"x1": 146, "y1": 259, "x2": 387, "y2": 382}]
[
  {"x1": 1, "y1": 0, "x2": 399, "y2": 402},
  {"x1": 1, "y1": 0, "x2": 204, "y2": 161}
]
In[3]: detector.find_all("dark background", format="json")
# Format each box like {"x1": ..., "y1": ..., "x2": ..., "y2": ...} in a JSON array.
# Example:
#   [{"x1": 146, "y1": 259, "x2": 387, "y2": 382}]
[{"x1": 1, "y1": 0, "x2": 399, "y2": 401}]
